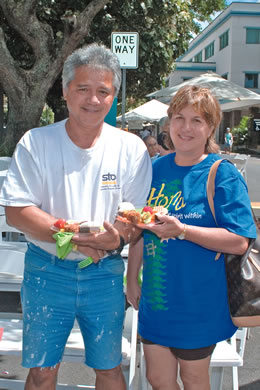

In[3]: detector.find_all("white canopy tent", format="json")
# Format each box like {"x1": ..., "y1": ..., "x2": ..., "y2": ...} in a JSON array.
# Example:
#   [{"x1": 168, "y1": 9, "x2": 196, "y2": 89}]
[
  {"x1": 116, "y1": 99, "x2": 169, "y2": 123},
  {"x1": 146, "y1": 73, "x2": 260, "y2": 111},
  {"x1": 221, "y1": 99, "x2": 260, "y2": 112}
]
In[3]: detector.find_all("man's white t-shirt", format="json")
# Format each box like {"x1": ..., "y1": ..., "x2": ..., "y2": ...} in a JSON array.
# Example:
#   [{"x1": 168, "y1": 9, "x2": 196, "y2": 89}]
[{"x1": 0, "y1": 120, "x2": 152, "y2": 259}]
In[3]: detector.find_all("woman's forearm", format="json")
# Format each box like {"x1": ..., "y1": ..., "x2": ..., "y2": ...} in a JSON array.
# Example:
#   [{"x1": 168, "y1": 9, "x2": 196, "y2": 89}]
[
  {"x1": 127, "y1": 236, "x2": 144, "y2": 282},
  {"x1": 183, "y1": 225, "x2": 249, "y2": 255}
]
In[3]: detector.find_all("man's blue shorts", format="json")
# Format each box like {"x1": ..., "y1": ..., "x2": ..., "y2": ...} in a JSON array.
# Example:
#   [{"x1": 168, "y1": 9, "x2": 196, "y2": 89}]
[{"x1": 21, "y1": 243, "x2": 125, "y2": 370}]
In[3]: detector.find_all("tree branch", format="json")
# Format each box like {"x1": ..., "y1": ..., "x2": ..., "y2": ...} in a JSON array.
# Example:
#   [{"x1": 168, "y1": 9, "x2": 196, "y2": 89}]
[
  {"x1": 49, "y1": 0, "x2": 111, "y2": 83},
  {"x1": 0, "y1": 26, "x2": 26, "y2": 100},
  {"x1": 0, "y1": 0, "x2": 112, "y2": 104},
  {"x1": 0, "y1": 0, "x2": 55, "y2": 58}
]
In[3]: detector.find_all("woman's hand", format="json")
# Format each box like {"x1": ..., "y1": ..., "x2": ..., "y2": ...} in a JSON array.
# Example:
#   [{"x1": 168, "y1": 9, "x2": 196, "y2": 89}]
[
  {"x1": 138, "y1": 214, "x2": 185, "y2": 240},
  {"x1": 139, "y1": 215, "x2": 249, "y2": 255}
]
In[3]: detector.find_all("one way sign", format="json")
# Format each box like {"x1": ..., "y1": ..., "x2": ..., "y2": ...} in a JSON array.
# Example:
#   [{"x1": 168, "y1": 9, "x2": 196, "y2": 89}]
[{"x1": 111, "y1": 32, "x2": 139, "y2": 69}]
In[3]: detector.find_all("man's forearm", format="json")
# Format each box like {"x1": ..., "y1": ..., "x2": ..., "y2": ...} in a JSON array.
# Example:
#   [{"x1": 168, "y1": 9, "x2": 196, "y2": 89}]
[{"x1": 5, "y1": 205, "x2": 56, "y2": 242}]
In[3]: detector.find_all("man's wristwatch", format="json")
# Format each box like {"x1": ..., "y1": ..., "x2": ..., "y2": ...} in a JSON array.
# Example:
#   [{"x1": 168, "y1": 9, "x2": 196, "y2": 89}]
[
  {"x1": 177, "y1": 224, "x2": 187, "y2": 240},
  {"x1": 107, "y1": 235, "x2": 126, "y2": 256}
]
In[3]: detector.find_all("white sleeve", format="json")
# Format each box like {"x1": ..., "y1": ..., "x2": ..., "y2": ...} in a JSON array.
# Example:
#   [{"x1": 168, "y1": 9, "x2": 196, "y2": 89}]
[
  {"x1": 0, "y1": 141, "x2": 43, "y2": 207},
  {"x1": 122, "y1": 148, "x2": 152, "y2": 209}
]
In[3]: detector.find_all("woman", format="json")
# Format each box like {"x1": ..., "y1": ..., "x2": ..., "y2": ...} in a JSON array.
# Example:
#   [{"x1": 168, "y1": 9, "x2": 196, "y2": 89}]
[{"x1": 127, "y1": 85, "x2": 256, "y2": 390}]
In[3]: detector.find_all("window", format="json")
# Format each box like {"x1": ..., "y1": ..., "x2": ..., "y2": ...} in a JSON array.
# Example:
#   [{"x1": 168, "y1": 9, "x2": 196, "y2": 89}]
[
  {"x1": 245, "y1": 73, "x2": 258, "y2": 89},
  {"x1": 205, "y1": 42, "x2": 214, "y2": 60},
  {"x1": 194, "y1": 51, "x2": 202, "y2": 62},
  {"x1": 219, "y1": 31, "x2": 229, "y2": 50},
  {"x1": 246, "y1": 28, "x2": 260, "y2": 44}
]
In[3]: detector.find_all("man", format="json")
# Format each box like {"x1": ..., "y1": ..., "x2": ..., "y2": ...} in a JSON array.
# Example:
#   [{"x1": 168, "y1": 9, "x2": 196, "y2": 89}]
[
  {"x1": 0, "y1": 43, "x2": 152, "y2": 390},
  {"x1": 143, "y1": 135, "x2": 160, "y2": 159}
]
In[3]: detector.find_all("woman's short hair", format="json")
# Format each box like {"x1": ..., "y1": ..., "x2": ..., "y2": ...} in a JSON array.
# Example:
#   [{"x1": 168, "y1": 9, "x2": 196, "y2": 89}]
[
  {"x1": 167, "y1": 85, "x2": 222, "y2": 153},
  {"x1": 62, "y1": 43, "x2": 121, "y2": 96}
]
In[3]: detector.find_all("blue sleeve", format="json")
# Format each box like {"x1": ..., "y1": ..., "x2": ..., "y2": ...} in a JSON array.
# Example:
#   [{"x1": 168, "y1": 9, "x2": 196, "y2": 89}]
[{"x1": 214, "y1": 160, "x2": 256, "y2": 238}]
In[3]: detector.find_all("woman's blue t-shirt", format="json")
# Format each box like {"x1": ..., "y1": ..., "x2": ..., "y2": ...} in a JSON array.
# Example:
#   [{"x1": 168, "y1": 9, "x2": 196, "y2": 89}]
[{"x1": 139, "y1": 153, "x2": 256, "y2": 349}]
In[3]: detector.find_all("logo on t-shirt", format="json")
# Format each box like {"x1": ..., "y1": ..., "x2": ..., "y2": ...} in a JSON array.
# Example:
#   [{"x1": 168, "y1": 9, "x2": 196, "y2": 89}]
[{"x1": 101, "y1": 172, "x2": 120, "y2": 191}]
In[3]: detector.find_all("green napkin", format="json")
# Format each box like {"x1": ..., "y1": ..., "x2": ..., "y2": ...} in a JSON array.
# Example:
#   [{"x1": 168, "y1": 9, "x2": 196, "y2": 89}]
[
  {"x1": 52, "y1": 231, "x2": 93, "y2": 268},
  {"x1": 52, "y1": 232, "x2": 75, "y2": 259}
]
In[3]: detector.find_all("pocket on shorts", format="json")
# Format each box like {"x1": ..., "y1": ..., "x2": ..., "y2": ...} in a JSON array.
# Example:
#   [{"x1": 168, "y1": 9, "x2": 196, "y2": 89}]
[
  {"x1": 24, "y1": 248, "x2": 50, "y2": 273},
  {"x1": 101, "y1": 256, "x2": 125, "y2": 276}
]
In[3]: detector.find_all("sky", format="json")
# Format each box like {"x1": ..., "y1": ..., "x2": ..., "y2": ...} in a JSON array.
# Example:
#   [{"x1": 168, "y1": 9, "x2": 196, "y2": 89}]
[{"x1": 200, "y1": 0, "x2": 260, "y2": 30}]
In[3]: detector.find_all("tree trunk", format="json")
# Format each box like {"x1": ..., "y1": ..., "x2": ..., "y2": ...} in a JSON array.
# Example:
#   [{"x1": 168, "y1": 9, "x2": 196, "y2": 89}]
[
  {"x1": 2, "y1": 94, "x2": 45, "y2": 156},
  {"x1": 0, "y1": 0, "x2": 111, "y2": 155}
]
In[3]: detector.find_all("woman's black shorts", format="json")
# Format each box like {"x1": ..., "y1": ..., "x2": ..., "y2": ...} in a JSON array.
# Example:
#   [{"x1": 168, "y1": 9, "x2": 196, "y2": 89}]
[{"x1": 141, "y1": 337, "x2": 216, "y2": 361}]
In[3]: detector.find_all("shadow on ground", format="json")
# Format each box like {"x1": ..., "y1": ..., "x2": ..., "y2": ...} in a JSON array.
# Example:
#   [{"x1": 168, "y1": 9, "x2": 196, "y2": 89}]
[
  {"x1": 234, "y1": 148, "x2": 260, "y2": 158},
  {"x1": 240, "y1": 380, "x2": 260, "y2": 390}
]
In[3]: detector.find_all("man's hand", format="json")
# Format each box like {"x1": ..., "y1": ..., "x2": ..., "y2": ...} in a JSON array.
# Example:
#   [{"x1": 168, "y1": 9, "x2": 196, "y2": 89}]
[
  {"x1": 72, "y1": 221, "x2": 120, "y2": 251},
  {"x1": 76, "y1": 245, "x2": 106, "y2": 263}
]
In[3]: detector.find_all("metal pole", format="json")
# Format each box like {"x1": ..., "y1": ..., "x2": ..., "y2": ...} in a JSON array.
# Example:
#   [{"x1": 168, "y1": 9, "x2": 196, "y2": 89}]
[{"x1": 121, "y1": 68, "x2": 126, "y2": 129}]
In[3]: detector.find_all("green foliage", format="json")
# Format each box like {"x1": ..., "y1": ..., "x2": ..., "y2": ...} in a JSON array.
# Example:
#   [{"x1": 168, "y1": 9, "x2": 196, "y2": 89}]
[
  {"x1": 1, "y1": 0, "x2": 225, "y2": 110},
  {"x1": 232, "y1": 116, "x2": 252, "y2": 145},
  {"x1": 40, "y1": 105, "x2": 54, "y2": 126},
  {"x1": 86, "y1": 0, "x2": 226, "y2": 105},
  {"x1": 0, "y1": 0, "x2": 226, "y2": 153}
]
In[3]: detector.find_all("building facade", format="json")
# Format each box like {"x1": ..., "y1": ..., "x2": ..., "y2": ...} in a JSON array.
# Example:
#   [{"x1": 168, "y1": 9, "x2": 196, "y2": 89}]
[{"x1": 168, "y1": 1, "x2": 260, "y2": 147}]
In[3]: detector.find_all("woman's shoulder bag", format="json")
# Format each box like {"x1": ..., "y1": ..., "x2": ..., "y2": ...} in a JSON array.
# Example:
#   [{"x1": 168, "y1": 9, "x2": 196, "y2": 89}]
[{"x1": 207, "y1": 159, "x2": 260, "y2": 327}]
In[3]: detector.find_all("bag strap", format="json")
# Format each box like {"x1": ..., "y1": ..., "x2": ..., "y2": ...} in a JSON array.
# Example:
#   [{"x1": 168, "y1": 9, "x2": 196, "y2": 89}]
[
  {"x1": 206, "y1": 159, "x2": 222, "y2": 222},
  {"x1": 207, "y1": 159, "x2": 258, "y2": 222},
  {"x1": 206, "y1": 159, "x2": 223, "y2": 260},
  {"x1": 207, "y1": 158, "x2": 258, "y2": 263}
]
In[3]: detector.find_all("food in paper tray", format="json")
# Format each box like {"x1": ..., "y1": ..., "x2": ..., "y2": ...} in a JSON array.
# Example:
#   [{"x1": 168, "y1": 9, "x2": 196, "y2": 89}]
[
  {"x1": 52, "y1": 219, "x2": 101, "y2": 234},
  {"x1": 117, "y1": 202, "x2": 168, "y2": 225}
]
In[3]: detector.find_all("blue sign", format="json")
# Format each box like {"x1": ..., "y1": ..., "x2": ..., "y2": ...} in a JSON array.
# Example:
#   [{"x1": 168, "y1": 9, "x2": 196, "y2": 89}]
[
  {"x1": 105, "y1": 97, "x2": 118, "y2": 127},
  {"x1": 254, "y1": 119, "x2": 260, "y2": 131}
]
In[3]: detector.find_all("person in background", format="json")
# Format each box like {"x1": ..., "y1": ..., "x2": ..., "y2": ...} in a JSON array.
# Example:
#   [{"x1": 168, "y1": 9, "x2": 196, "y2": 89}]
[
  {"x1": 159, "y1": 115, "x2": 170, "y2": 133},
  {"x1": 157, "y1": 131, "x2": 175, "y2": 156},
  {"x1": 143, "y1": 135, "x2": 160, "y2": 160},
  {"x1": 126, "y1": 85, "x2": 256, "y2": 390},
  {"x1": 0, "y1": 43, "x2": 152, "y2": 390},
  {"x1": 224, "y1": 127, "x2": 233, "y2": 154},
  {"x1": 140, "y1": 127, "x2": 151, "y2": 139}
]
